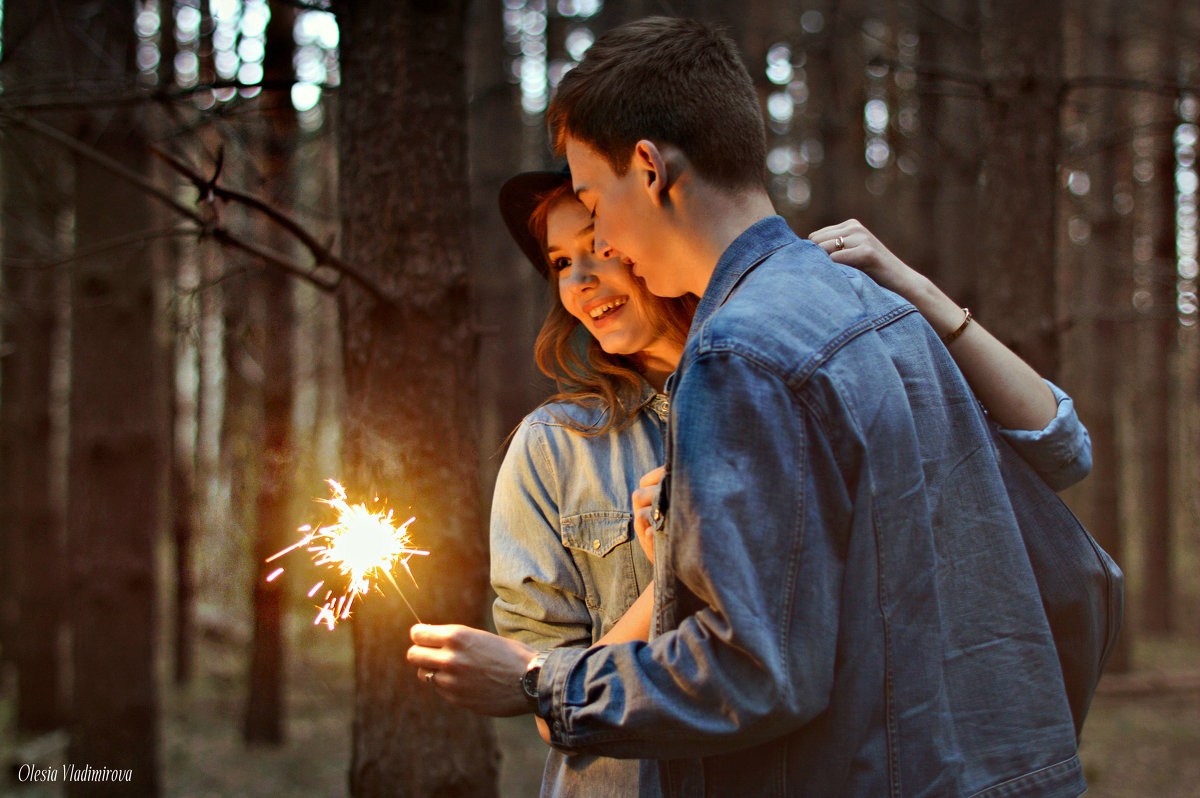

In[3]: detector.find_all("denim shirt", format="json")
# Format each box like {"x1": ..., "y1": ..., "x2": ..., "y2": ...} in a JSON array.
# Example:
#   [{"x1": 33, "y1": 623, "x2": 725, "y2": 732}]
[
  {"x1": 491, "y1": 390, "x2": 666, "y2": 797},
  {"x1": 537, "y1": 217, "x2": 1087, "y2": 797}
]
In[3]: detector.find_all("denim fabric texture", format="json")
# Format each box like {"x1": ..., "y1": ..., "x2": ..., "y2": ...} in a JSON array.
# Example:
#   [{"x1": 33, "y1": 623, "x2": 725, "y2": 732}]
[
  {"x1": 995, "y1": 383, "x2": 1091, "y2": 492},
  {"x1": 491, "y1": 389, "x2": 665, "y2": 797},
  {"x1": 538, "y1": 217, "x2": 1086, "y2": 797}
]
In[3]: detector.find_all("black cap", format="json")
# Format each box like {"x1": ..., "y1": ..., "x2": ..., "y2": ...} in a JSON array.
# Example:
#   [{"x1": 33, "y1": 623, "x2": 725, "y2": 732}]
[{"x1": 498, "y1": 166, "x2": 572, "y2": 278}]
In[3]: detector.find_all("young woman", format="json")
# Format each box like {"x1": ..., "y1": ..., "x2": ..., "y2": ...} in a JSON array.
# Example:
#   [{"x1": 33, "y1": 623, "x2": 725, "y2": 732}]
[{"x1": 423, "y1": 170, "x2": 1092, "y2": 797}]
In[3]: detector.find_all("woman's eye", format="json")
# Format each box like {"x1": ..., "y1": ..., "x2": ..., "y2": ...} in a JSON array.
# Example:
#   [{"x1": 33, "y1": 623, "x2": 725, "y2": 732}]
[{"x1": 551, "y1": 256, "x2": 571, "y2": 272}]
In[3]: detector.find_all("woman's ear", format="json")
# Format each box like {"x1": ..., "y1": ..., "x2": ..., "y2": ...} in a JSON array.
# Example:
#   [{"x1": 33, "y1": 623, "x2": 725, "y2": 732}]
[{"x1": 634, "y1": 139, "x2": 671, "y2": 207}]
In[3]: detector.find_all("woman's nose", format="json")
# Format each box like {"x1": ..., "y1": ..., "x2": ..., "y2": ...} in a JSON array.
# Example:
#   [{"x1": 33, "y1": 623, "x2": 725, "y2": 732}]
[{"x1": 563, "y1": 261, "x2": 598, "y2": 293}]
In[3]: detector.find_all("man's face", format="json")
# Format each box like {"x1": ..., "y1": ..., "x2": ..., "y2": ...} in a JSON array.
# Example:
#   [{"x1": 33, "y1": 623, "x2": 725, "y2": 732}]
[{"x1": 566, "y1": 137, "x2": 686, "y2": 298}]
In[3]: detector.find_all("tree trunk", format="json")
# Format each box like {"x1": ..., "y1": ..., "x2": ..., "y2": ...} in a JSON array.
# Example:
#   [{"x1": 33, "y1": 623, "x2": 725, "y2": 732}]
[
  {"x1": 808, "y1": 0, "x2": 872, "y2": 230},
  {"x1": 244, "y1": 0, "x2": 299, "y2": 745},
  {"x1": 155, "y1": 0, "x2": 197, "y2": 691},
  {"x1": 915, "y1": 0, "x2": 981, "y2": 303},
  {"x1": 976, "y1": 0, "x2": 1064, "y2": 380},
  {"x1": 0, "y1": 1, "x2": 68, "y2": 732},
  {"x1": 1136, "y1": 0, "x2": 1180, "y2": 634},
  {"x1": 64, "y1": 1, "x2": 165, "y2": 793},
  {"x1": 468, "y1": 0, "x2": 547, "y2": 498},
  {"x1": 335, "y1": 1, "x2": 499, "y2": 795},
  {"x1": 1059, "y1": 0, "x2": 1131, "y2": 672}
]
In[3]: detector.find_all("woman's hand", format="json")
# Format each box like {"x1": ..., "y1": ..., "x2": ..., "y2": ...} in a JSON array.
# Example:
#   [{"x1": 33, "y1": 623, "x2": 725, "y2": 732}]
[
  {"x1": 810, "y1": 219, "x2": 929, "y2": 300},
  {"x1": 632, "y1": 465, "x2": 665, "y2": 564},
  {"x1": 812, "y1": 219, "x2": 1058, "y2": 433}
]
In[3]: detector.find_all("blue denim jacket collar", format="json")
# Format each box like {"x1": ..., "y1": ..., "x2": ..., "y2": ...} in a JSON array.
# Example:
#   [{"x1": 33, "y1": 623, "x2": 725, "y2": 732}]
[{"x1": 693, "y1": 215, "x2": 796, "y2": 332}]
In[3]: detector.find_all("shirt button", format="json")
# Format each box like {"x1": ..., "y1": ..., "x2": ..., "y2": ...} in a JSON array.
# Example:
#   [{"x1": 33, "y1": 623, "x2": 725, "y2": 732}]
[{"x1": 593, "y1": 539, "x2": 601, "y2": 550}]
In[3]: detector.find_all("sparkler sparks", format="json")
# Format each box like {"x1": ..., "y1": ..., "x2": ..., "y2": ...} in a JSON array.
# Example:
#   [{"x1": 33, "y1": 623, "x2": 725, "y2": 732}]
[{"x1": 267, "y1": 479, "x2": 428, "y2": 629}]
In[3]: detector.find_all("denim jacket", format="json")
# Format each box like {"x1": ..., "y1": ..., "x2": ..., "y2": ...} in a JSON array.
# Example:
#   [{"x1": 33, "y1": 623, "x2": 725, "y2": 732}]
[{"x1": 536, "y1": 217, "x2": 1087, "y2": 797}]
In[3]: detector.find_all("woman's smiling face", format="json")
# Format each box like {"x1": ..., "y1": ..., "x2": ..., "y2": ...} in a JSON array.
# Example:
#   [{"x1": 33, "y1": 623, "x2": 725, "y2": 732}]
[{"x1": 547, "y1": 196, "x2": 664, "y2": 358}]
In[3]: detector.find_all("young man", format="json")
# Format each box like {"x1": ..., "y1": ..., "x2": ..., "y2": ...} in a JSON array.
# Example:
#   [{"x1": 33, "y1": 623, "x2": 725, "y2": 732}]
[{"x1": 409, "y1": 17, "x2": 1085, "y2": 797}]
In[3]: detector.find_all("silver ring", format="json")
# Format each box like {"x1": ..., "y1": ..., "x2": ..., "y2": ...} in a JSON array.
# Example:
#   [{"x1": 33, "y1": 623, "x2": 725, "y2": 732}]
[
  {"x1": 425, "y1": 670, "x2": 437, "y2": 685},
  {"x1": 833, "y1": 236, "x2": 845, "y2": 251}
]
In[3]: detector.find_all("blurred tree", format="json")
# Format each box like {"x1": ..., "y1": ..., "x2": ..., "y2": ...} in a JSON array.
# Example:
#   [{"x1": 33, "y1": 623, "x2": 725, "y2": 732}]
[
  {"x1": 62, "y1": 0, "x2": 166, "y2": 793},
  {"x1": 1060, "y1": 0, "x2": 1133, "y2": 673},
  {"x1": 244, "y1": 0, "x2": 300, "y2": 745},
  {"x1": 976, "y1": 0, "x2": 1064, "y2": 379},
  {"x1": 468, "y1": 0, "x2": 547, "y2": 497},
  {"x1": 1135, "y1": 0, "x2": 1181, "y2": 634},
  {"x1": 334, "y1": 1, "x2": 500, "y2": 795},
  {"x1": 156, "y1": 0, "x2": 199, "y2": 690},
  {"x1": 915, "y1": 0, "x2": 981, "y2": 303},
  {"x1": 808, "y1": 0, "x2": 872, "y2": 229},
  {"x1": 0, "y1": 0, "x2": 68, "y2": 734}
]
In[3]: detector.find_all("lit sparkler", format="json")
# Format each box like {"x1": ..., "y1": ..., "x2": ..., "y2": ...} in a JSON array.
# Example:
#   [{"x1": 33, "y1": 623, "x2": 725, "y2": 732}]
[{"x1": 267, "y1": 479, "x2": 428, "y2": 629}]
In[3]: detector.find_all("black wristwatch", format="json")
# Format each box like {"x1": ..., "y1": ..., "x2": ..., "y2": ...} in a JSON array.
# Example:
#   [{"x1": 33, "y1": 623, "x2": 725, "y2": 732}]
[{"x1": 522, "y1": 651, "x2": 550, "y2": 713}]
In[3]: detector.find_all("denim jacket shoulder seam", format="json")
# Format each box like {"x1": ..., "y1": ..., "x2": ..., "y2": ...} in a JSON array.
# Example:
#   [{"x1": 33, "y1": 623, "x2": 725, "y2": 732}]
[
  {"x1": 790, "y1": 304, "x2": 920, "y2": 389},
  {"x1": 524, "y1": 420, "x2": 559, "y2": 510}
]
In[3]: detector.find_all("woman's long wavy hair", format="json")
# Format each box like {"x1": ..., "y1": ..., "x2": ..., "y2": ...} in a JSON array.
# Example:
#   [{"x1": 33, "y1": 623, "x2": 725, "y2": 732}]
[{"x1": 528, "y1": 182, "x2": 697, "y2": 435}]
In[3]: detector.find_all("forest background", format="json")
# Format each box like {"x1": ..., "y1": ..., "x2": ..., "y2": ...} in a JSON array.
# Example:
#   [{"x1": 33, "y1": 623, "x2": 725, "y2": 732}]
[{"x1": 0, "y1": 0, "x2": 1197, "y2": 796}]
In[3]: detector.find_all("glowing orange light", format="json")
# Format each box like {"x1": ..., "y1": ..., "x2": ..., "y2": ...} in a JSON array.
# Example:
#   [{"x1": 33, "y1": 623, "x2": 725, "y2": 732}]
[{"x1": 267, "y1": 479, "x2": 428, "y2": 630}]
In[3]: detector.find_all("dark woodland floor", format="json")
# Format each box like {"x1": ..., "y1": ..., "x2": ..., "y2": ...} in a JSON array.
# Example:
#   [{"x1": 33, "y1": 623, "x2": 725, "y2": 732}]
[{"x1": 1, "y1": 628, "x2": 1197, "y2": 797}]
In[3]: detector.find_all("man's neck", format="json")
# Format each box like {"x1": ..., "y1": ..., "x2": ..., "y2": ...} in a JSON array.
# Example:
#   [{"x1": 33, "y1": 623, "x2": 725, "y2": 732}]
[{"x1": 675, "y1": 185, "x2": 776, "y2": 297}]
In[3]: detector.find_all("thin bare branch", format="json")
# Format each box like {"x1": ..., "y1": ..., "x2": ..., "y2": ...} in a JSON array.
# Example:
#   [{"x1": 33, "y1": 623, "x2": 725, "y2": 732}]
[
  {"x1": 4, "y1": 112, "x2": 203, "y2": 223},
  {"x1": 0, "y1": 111, "x2": 354, "y2": 299},
  {"x1": 151, "y1": 145, "x2": 390, "y2": 305},
  {"x1": 869, "y1": 56, "x2": 987, "y2": 92},
  {"x1": 911, "y1": 0, "x2": 978, "y2": 37},
  {"x1": 873, "y1": 56, "x2": 1200, "y2": 104},
  {"x1": 209, "y1": 228, "x2": 340, "y2": 294},
  {"x1": 0, "y1": 79, "x2": 308, "y2": 113},
  {"x1": 2, "y1": 225, "x2": 196, "y2": 271},
  {"x1": 1064, "y1": 74, "x2": 1200, "y2": 99}
]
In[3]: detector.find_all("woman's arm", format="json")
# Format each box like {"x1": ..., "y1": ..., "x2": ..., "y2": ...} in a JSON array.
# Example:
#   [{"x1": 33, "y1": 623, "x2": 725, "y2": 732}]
[
  {"x1": 810, "y1": 220, "x2": 1056, "y2": 432},
  {"x1": 491, "y1": 420, "x2": 595, "y2": 650},
  {"x1": 596, "y1": 582, "x2": 653, "y2": 646}
]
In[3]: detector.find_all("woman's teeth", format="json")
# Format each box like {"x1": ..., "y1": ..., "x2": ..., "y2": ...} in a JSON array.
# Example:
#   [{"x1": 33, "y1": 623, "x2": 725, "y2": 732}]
[{"x1": 589, "y1": 298, "x2": 627, "y2": 319}]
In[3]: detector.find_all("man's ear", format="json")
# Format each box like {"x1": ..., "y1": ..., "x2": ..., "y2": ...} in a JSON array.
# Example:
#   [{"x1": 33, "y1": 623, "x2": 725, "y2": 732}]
[{"x1": 633, "y1": 139, "x2": 671, "y2": 207}]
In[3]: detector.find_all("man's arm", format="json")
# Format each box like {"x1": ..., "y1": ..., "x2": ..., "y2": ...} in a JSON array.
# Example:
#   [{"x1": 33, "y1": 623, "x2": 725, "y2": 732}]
[
  {"x1": 409, "y1": 352, "x2": 846, "y2": 759},
  {"x1": 532, "y1": 350, "x2": 846, "y2": 759}
]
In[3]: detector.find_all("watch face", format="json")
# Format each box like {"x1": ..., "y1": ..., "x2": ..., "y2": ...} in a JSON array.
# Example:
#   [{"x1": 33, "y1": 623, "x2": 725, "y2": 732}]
[{"x1": 523, "y1": 667, "x2": 539, "y2": 700}]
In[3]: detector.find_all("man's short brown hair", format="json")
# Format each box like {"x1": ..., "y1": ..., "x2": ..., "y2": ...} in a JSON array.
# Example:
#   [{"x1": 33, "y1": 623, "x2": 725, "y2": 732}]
[{"x1": 547, "y1": 17, "x2": 766, "y2": 191}]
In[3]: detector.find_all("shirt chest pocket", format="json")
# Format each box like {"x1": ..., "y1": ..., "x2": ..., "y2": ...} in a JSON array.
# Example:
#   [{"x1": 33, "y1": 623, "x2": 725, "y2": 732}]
[
  {"x1": 559, "y1": 512, "x2": 640, "y2": 620},
  {"x1": 560, "y1": 512, "x2": 634, "y2": 557}
]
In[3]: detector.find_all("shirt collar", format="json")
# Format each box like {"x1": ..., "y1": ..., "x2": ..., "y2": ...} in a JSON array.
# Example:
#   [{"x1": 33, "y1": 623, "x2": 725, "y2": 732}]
[
  {"x1": 633, "y1": 379, "x2": 671, "y2": 421},
  {"x1": 692, "y1": 215, "x2": 796, "y2": 332}
]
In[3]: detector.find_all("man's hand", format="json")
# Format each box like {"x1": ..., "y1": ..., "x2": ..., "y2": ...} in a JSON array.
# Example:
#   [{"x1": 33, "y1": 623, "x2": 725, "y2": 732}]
[
  {"x1": 632, "y1": 465, "x2": 665, "y2": 563},
  {"x1": 407, "y1": 624, "x2": 536, "y2": 717}
]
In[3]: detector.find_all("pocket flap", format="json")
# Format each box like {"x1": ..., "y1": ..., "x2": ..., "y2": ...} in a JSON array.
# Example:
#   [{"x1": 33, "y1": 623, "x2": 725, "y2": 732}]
[{"x1": 560, "y1": 512, "x2": 633, "y2": 557}]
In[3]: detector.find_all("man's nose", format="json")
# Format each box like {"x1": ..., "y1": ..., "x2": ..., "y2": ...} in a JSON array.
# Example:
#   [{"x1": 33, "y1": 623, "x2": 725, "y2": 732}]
[{"x1": 594, "y1": 236, "x2": 617, "y2": 260}]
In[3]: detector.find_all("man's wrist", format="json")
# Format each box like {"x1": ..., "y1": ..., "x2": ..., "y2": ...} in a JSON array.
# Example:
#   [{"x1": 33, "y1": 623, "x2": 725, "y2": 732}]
[{"x1": 521, "y1": 650, "x2": 550, "y2": 715}]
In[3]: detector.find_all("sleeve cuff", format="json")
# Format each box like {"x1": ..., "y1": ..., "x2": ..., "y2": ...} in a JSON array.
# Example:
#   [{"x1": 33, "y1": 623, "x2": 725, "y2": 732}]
[
  {"x1": 996, "y1": 380, "x2": 1093, "y2": 491},
  {"x1": 538, "y1": 645, "x2": 586, "y2": 745}
]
